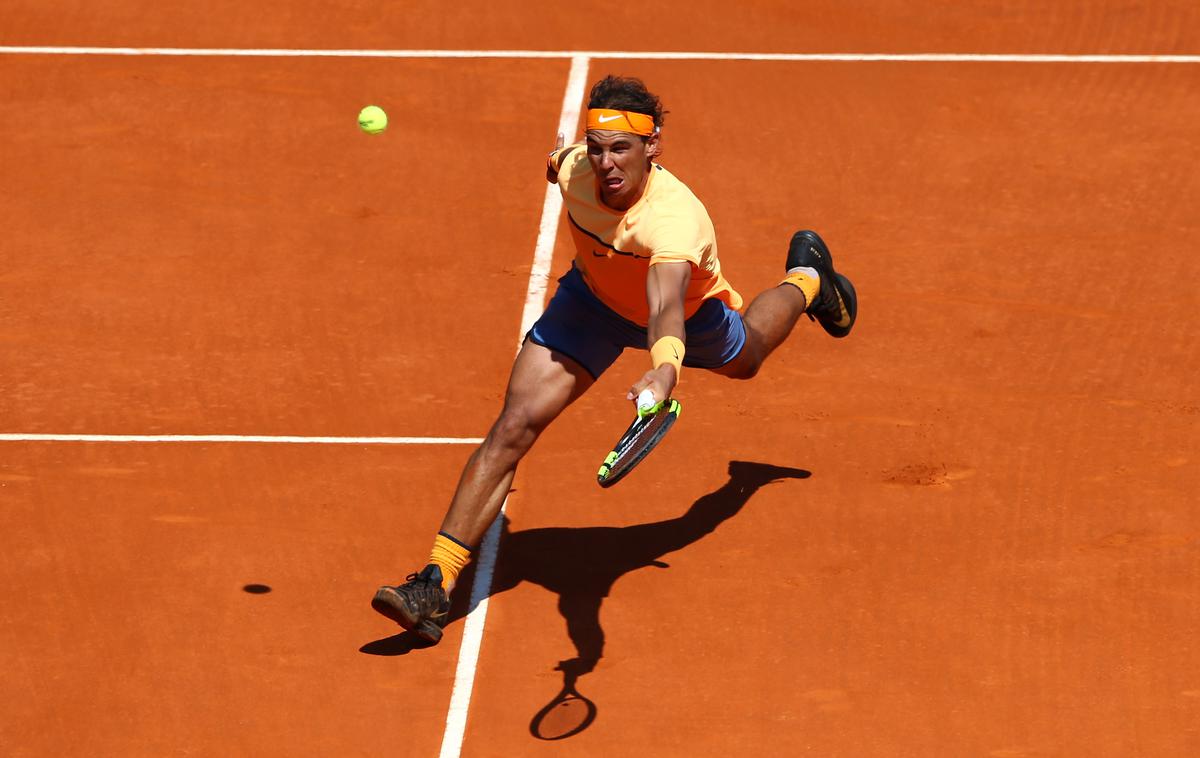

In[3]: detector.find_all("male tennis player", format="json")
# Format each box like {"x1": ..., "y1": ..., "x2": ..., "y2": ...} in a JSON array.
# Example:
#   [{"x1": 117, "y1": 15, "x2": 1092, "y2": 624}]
[{"x1": 371, "y1": 76, "x2": 857, "y2": 643}]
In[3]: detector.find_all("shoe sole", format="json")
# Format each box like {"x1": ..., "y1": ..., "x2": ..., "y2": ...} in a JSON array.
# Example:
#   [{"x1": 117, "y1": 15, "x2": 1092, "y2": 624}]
[
  {"x1": 823, "y1": 272, "x2": 857, "y2": 339},
  {"x1": 372, "y1": 587, "x2": 445, "y2": 644}
]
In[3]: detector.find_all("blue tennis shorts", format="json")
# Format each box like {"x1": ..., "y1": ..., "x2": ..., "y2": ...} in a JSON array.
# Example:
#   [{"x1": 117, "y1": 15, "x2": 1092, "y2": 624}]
[{"x1": 526, "y1": 265, "x2": 747, "y2": 379}]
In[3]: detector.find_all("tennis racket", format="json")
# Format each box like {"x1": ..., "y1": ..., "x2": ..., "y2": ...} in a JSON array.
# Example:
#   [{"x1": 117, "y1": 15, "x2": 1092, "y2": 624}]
[{"x1": 596, "y1": 389, "x2": 682, "y2": 488}]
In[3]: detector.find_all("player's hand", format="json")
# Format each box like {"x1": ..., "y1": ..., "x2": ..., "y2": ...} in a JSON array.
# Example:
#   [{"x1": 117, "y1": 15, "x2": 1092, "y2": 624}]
[
  {"x1": 626, "y1": 364, "x2": 677, "y2": 411},
  {"x1": 547, "y1": 132, "x2": 566, "y2": 182}
]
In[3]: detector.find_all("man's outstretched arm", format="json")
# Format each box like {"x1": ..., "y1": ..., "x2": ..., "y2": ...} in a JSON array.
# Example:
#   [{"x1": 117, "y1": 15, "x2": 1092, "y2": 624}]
[{"x1": 628, "y1": 260, "x2": 691, "y2": 406}]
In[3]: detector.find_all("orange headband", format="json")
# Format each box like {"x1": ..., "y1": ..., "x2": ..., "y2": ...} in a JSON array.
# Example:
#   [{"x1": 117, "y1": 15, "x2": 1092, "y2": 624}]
[{"x1": 586, "y1": 108, "x2": 657, "y2": 136}]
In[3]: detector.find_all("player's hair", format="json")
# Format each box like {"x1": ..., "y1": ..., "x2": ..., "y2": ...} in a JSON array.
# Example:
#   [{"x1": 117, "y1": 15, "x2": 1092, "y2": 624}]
[{"x1": 587, "y1": 76, "x2": 667, "y2": 131}]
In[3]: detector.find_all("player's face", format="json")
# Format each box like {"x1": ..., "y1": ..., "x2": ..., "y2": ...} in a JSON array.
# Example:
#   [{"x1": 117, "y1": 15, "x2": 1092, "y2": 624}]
[{"x1": 586, "y1": 130, "x2": 660, "y2": 210}]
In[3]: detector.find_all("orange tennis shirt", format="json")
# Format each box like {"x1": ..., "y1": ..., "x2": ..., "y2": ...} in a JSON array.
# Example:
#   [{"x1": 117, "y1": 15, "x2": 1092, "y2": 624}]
[{"x1": 548, "y1": 144, "x2": 743, "y2": 326}]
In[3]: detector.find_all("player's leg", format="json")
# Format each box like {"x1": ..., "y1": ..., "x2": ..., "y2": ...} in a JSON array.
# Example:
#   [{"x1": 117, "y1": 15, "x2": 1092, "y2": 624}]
[
  {"x1": 440, "y1": 340, "x2": 593, "y2": 552},
  {"x1": 711, "y1": 282, "x2": 808, "y2": 379},
  {"x1": 371, "y1": 340, "x2": 592, "y2": 643},
  {"x1": 713, "y1": 229, "x2": 857, "y2": 379},
  {"x1": 371, "y1": 265, "x2": 629, "y2": 643}
]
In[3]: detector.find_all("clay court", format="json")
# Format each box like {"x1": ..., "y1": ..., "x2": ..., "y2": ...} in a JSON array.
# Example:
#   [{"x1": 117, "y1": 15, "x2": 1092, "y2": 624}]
[{"x1": 2, "y1": 3, "x2": 1198, "y2": 756}]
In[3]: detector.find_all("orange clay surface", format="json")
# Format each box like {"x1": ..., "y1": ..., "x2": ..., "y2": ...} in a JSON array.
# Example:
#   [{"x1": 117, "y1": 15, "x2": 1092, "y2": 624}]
[{"x1": 2, "y1": 5, "x2": 1199, "y2": 757}]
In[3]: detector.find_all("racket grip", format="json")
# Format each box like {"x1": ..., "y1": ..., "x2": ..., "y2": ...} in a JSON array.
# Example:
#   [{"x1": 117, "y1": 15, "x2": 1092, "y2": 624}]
[{"x1": 636, "y1": 389, "x2": 663, "y2": 419}]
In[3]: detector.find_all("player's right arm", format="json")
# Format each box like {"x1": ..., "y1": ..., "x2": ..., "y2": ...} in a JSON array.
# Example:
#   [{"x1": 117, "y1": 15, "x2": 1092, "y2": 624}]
[{"x1": 626, "y1": 261, "x2": 691, "y2": 407}]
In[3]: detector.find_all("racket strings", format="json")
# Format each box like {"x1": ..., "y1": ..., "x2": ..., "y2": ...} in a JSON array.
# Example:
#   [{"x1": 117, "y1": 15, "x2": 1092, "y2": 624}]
[
  {"x1": 598, "y1": 400, "x2": 681, "y2": 487},
  {"x1": 615, "y1": 414, "x2": 665, "y2": 458},
  {"x1": 617, "y1": 418, "x2": 655, "y2": 454}
]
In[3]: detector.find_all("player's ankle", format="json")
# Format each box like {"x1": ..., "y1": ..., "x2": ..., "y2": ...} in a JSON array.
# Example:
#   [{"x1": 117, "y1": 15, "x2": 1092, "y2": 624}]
[
  {"x1": 429, "y1": 531, "x2": 474, "y2": 591},
  {"x1": 780, "y1": 267, "x2": 820, "y2": 309}
]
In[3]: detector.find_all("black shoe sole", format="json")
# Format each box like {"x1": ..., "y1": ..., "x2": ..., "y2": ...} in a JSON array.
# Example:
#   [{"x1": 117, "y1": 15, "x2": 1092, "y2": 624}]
[
  {"x1": 372, "y1": 588, "x2": 445, "y2": 644},
  {"x1": 822, "y1": 272, "x2": 857, "y2": 339}
]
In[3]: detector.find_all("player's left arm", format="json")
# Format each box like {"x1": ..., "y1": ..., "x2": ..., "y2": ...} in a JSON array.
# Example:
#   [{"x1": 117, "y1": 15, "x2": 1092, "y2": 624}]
[
  {"x1": 627, "y1": 261, "x2": 691, "y2": 405},
  {"x1": 546, "y1": 133, "x2": 565, "y2": 182},
  {"x1": 547, "y1": 133, "x2": 585, "y2": 184}
]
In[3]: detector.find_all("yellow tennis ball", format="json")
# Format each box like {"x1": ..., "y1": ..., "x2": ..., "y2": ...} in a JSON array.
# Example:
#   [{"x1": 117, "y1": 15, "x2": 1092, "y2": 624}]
[{"x1": 358, "y1": 105, "x2": 387, "y2": 135}]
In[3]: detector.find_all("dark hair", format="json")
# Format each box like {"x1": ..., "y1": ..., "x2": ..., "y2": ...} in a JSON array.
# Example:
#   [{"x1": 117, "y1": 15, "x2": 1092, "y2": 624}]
[{"x1": 587, "y1": 75, "x2": 666, "y2": 129}]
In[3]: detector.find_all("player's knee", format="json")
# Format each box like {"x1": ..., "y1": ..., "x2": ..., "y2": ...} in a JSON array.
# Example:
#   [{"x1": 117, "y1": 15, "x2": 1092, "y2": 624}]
[
  {"x1": 487, "y1": 406, "x2": 543, "y2": 453},
  {"x1": 729, "y1": 362, "x2": 758, "y2": 381},
  {"x1": 729, "y1": 361, "x2": 760, "y2": 380},
  {"x1": 716, "y1": 349, "x2": 761, "y2": 380}
]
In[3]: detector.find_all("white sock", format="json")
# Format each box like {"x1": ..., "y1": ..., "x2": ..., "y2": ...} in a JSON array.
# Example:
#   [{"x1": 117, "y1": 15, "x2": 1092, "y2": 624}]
[{"x1": 786, "y1": 265, "x2": 820, "y2": 281}]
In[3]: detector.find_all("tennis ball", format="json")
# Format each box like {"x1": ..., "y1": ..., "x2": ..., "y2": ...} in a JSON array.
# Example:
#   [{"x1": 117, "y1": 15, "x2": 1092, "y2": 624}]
[{"x1": 358, "y1": 105, "x2": 387, "y2": 135}]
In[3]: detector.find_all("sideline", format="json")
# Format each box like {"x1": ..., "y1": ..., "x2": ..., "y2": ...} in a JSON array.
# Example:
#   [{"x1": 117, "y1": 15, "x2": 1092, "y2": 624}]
[{"x1": 437, "y1": 53, "x2": 591, "y2": 758}]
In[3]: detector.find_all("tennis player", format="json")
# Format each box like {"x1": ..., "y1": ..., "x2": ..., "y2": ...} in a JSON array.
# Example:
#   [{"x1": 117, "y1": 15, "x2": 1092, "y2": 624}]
[{"x1": 372, "y1": 75, "x2": 857, "y2": 643}]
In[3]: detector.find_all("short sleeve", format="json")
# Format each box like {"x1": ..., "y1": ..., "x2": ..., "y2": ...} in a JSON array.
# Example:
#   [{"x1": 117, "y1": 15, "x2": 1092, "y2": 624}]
[{"x1": 646, "y1": 214, "x2": 709, "y2": 266}]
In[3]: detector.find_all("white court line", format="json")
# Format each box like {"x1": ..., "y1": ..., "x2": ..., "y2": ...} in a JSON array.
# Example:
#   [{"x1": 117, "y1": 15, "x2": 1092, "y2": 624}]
[
  {"x1": 438, "y1": 53, "x2": 590, "y2": 758},
  {"x1": 1, "y1": 46, "x2": 1198, "y2": 63},
  {"x1": 0, "y1": 434, "x2": 482, "y2": 444}
]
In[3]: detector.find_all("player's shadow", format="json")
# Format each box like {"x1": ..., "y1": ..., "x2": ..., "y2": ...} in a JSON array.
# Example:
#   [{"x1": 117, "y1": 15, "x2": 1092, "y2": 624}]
[
  {"x1": 362, "y1": 460, "x2": 810, "y2": 729},
  {"x1": 494, "y1": 459, "x2": 810, "y2": 672}
]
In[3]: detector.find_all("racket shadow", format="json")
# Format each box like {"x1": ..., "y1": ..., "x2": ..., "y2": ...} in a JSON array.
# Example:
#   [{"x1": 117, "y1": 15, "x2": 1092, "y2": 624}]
[{"x1": 484, "y1": 460, "x2": 809, "y2": 738}]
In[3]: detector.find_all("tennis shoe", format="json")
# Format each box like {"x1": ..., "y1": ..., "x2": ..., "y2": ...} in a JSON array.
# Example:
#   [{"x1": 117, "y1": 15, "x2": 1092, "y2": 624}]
[
  {"x1": 372, "y1": 564, "x2": 450, "y2": 644},
  {"x1": 786, "y1": 230, "x2": 857, "y2": 338}
]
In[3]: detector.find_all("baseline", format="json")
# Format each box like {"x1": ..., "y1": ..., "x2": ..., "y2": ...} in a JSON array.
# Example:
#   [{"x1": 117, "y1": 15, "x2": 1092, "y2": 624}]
[
  {"x1": 0, "y1": 434, "x2": 482, "y2": 445},
  {"x1": 1, "y1": 46, "x2": 1198, "y2": 63}
]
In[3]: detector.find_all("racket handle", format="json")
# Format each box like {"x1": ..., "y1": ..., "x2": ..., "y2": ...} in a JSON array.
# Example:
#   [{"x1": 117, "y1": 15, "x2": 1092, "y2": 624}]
[{"x1": 636, "y1": 389, "x2": 664, "y2": 419}]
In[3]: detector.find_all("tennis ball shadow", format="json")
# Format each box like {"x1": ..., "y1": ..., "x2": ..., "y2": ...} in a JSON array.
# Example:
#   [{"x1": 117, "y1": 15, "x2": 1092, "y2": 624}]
[
  {"x1": 242, "y1": 584, "x2": 272, "y2": 594},
  {"x1": 362, "y1": 460, "x2": 810, "y2": 733}
]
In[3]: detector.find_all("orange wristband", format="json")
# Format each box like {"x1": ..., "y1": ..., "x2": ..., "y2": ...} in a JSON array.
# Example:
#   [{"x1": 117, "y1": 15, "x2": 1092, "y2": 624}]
[{"x1": 650, "y1": 336, "x2": 685, "y2": 376}]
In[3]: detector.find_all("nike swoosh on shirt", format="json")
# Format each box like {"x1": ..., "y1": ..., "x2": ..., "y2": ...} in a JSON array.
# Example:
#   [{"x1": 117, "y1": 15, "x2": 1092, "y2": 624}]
[{"x1": 569, "y1": 214, "x2": 649, "y2": 258}]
